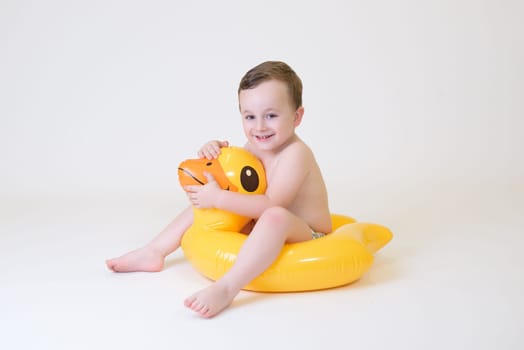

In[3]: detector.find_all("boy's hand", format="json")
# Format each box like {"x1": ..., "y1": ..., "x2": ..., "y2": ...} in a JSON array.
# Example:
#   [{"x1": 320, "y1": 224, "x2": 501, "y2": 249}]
[
  {"x1": 198, "y1": 140, "x2": 229, "y2": 160},
  {"x1": 185, "y1": 173, "x2": 221, "y2": 209}
]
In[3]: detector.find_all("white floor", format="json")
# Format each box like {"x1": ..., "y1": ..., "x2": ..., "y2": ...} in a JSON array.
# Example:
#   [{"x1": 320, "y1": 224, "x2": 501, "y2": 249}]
[{"x1": 1, "y1": 177, "x2": 523, "y2": 350}]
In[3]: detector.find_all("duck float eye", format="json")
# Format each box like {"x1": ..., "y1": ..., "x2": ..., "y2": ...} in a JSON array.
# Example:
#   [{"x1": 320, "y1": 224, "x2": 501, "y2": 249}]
[{"x1": 240, "y1": 166, "x2": 259, "y2": 192}]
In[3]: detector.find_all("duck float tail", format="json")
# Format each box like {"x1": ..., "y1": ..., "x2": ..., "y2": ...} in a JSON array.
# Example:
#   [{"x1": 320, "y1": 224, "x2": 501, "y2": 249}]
[{"x1": 178, "y1": 146, "x2": 393, "y2": 292}]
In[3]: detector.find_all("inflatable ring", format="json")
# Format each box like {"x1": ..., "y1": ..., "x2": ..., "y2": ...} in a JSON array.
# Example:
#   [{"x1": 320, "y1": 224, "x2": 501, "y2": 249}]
[{"x1": 178, "y1": 147, "x2": 393, "y2": 292}]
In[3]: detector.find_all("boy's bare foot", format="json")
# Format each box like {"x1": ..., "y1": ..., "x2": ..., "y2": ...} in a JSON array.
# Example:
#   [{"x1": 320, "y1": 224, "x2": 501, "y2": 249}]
[
  {"x1": 106, "y1": 246, "x2": 164, "y2": 272},
  {"x1": 184, "y1": 282, "x2": 239, "y2": 318}
]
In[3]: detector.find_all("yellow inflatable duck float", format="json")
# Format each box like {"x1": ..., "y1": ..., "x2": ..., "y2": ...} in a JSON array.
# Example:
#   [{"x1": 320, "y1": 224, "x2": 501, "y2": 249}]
[{"x1": 178, "y1": 146, "x2": 393, "y2": 292}]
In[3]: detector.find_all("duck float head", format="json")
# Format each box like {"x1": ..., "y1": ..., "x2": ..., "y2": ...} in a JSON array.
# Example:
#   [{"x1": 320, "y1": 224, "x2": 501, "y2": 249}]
[
  {"x1": 177, "y1": 146, "x2": 393, "y2": 292},
  {"x1": 178, "y1": 146, "x2": 266, "y2": 232}
]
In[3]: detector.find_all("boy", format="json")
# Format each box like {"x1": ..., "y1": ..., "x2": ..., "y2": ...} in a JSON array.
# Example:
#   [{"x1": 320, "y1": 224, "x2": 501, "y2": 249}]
[{"x1": 106, "y1": 61, "x2": 332, "y2": 318}]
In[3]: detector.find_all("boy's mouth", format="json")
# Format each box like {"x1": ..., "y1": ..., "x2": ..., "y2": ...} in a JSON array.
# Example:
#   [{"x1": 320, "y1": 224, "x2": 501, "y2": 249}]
[{"x1": 255, "y1": 134, "x2": 274, "y2": 141}]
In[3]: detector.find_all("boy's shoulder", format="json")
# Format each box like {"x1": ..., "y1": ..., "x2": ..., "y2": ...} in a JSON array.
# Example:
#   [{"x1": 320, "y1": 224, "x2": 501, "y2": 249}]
[
  {"x1": 281, "y1": 137, "x2": 313, "y2": 158},
  {"x1": 274, "y1": 138, "x2": 316, "y2": 169}
]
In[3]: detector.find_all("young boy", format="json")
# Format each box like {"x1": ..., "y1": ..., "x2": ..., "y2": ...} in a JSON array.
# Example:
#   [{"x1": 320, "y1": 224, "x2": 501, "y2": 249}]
[{"x1": 106, "y1": 61, "x2": 332, "y2": 318}]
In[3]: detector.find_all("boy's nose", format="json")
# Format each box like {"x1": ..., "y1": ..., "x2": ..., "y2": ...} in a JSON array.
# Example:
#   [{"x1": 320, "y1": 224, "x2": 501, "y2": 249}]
[{"x1": 256, "y1": 118, "x2": 266, "y2": 130}]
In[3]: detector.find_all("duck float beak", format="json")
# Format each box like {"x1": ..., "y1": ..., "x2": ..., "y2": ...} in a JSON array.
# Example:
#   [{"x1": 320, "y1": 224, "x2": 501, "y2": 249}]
[{"x1": 178, "y1": 158, "x2": 238, "y2": 192}]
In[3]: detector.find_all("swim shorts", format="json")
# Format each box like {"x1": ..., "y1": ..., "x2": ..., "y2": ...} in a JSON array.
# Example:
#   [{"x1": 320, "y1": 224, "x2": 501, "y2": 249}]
[{"x1": 311, "y1": 230, "x2": 326, "y2": 240}]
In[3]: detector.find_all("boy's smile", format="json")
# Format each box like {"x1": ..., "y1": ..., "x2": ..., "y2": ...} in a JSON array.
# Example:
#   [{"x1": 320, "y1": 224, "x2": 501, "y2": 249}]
[
  {"x1": 255, "y1": 134, "x2": 274, "y2": 142},
  {"x1": 239, "y1": 79, "x2": 303, "y2": 152}
]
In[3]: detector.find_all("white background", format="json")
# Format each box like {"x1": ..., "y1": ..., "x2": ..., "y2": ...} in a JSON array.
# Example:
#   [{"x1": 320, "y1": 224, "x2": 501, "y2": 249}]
[{"x1": 1, "y1": 1, "x2": 523, "y2": 349}]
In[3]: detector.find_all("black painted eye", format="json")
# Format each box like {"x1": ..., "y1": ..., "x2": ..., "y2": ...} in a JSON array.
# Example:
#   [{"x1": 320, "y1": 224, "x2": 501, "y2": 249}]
[
  {"x1": 240, "y1": 166, "x2": 259, "y2": 192},
  {"x1": 206, "y1": 162, "x2": 212, "y2": 166}
]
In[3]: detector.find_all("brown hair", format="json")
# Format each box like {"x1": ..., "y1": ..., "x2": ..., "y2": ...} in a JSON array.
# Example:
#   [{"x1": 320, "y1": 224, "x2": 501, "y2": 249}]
[{"x1": 238, "y1": 61, "x2": 303, "y2": 110}]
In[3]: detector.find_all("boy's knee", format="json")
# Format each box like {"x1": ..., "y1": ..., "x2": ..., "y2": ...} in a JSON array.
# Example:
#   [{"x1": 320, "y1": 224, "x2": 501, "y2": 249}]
[{"x1": 260, "y1": 206, "x2": 291, "y2": 226}]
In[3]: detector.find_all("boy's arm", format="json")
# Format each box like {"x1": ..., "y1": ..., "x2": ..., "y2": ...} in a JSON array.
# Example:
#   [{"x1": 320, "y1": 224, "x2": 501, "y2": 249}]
[
  {"x1": 216, "y1": 191, "x2": 272, "y2": 219},
  {"x1": 187, "y1": 143, "x2": 311, "y2": 218}
]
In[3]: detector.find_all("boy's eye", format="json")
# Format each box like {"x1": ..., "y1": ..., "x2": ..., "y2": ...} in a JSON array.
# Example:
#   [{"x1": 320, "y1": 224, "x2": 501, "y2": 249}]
[
  {"x1": 266, "y1": 113, "x2": 277, "y2": 119},
  {"x1": 244, "y1": 115, "x2": 255, "y2": 120}
]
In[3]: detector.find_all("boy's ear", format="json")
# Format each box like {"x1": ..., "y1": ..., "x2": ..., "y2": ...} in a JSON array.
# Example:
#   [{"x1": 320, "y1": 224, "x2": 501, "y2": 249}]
[{"x1": 294, "y1": 106, "x2": 304, "y2": 126}]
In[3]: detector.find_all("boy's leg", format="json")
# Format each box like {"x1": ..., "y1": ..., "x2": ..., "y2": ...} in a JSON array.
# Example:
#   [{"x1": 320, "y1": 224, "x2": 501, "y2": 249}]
[
  {"x1": 184, "y1": 206, "x2": 311, "y2": 317},
  {"x1": 106, "y1": 206, "x2": 193, "y2": 272}
]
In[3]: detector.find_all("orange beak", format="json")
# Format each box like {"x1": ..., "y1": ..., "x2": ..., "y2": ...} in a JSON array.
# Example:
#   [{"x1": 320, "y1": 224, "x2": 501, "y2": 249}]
[{"x1": 178, "y1": 158, "x2": 238, "y2": 192}]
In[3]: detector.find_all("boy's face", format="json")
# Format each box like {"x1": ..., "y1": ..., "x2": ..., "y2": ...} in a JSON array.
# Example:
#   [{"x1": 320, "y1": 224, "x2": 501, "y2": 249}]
[{"x1": 239, "y1": 79, "x2": 303, "y2": 153}]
